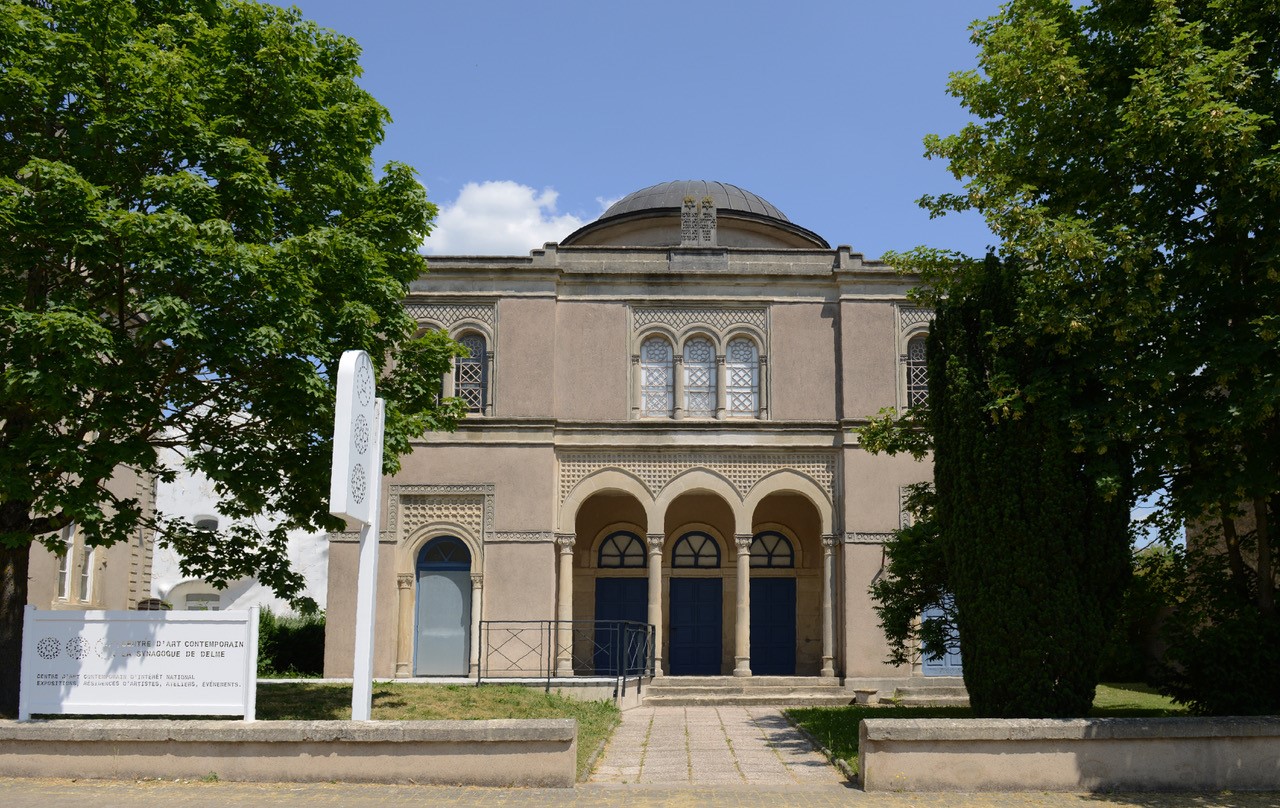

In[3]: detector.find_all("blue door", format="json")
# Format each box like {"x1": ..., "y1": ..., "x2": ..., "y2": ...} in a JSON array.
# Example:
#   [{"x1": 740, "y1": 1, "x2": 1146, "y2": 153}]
[
  {"x1": 750, "y1": 577, "x2": 796, "y2": 675},
  {"x1": 594, "y1": 577, "x2": 648, "y2": 675},
  {"x1": 669, "y1": 578, "x2": 722, "y2": 675},
  {"x1": 921, "y1": 605, "x2": 963, "y2": 676}
]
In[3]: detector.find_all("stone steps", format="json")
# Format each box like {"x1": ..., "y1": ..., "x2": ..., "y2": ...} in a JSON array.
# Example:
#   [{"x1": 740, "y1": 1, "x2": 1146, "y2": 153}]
[
  {"x1": 891, "y1": 683, "x2": 970, "y2": 707},
  {"x1": 641, "y1": 675, "x2": 849, "y2": 706},
  {"x1": 642, "y1": 693, "x2": 856, "y2": 707}
]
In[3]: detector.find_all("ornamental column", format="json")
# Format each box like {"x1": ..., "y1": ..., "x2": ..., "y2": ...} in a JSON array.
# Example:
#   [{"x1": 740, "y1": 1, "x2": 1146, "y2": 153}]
[
  {"x1": 821, "y1": 534, "x2": 837, "y2": 678},
  {"x1": 443, "y1": 357, "x2": 457, "y2": 398},
  {"x1": 555, "y1": 533, "x2": 575, "y2": 677},
  {"x1": 715, "y1": 355, "x2": 727, "y2": 420},
  {"x1": 630, "y1": 354, "x2": 642, "y2": 417},
  {"x1": 646, "y1": 533, "x2": 665, "y2": 677},
  {"x1": 673, "y1": 355, "x2": 685, "y2": 419},
  {"x1": 470, "y1": 573, "x2": 484, "y2": 677},
  {"x1": 758, "y1": 356, "x2": 769, "y2": 419},
  {"x1": 733, "y1": 534, "x2": 752, "y2": 677},
  {"x1": 395, "y1": 573, "x2": 414, "y2": 677},
  {"x1": 484, "y1": 352, "x2": 495, "y2": 416}
]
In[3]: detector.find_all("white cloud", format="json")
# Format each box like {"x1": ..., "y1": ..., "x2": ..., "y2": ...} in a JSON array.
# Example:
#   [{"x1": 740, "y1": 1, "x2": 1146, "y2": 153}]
[{"x1": 422, "y1": 181, "x2": 587, "y2": 255}]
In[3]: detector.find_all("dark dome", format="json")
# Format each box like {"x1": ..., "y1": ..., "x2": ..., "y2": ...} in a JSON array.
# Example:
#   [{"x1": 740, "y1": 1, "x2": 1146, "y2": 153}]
[{"x1": 602, "y1": 180, "x2": 790, "y2": 222}]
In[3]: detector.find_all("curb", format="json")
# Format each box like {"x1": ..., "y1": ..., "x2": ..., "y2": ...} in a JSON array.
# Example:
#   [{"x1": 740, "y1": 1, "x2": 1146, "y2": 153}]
[{"x1": 781, "y1": 709, "x2": 857, "y2": 784}]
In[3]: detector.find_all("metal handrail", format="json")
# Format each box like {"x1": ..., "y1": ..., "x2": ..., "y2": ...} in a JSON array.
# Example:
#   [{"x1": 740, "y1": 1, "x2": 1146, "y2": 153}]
[{"x1": 476, "y1": 619, "x2": 656, "y2": 698}]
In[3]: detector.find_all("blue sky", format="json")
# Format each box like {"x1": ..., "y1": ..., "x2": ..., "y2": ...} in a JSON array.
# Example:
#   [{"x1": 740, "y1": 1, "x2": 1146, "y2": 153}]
[{"x1": 284, "y1": 1, "x2": 1005, "y2": 257}]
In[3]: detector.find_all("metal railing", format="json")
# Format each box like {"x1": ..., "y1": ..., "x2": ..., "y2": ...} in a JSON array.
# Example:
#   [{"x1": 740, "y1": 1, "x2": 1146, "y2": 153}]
[{"x1": 477, "y1": 619, "x2": 655, "y2": 699}]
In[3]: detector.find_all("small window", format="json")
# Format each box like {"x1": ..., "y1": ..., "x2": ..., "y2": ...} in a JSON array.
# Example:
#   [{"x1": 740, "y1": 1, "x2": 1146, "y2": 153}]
[
  {"x1": 598, "y1": 531, "x2": 646, "y2": 568},
  {"x1": 672, "y1": 532, "x2": 721, "y2": 569},
  {"x1": 56, "y1": 523, "x2": 74, "y2": 600},
  {"x1": 186, "y1": 593, "x2": 220, "y2": 611},
  {"x1": 456, "y1": 334, "x2": 488, "y2": 413},
  {"x1": 78, "y1": 546, "x2": 95, "y2": 601},
  {"x1": 417, "y1": 536, "x2": 471, "y2": 570},
  {"x1": 683, "y1": 337, "x2": 716, "y2": 418},
  {"x1": 749, "y1": 531, "x2": 794, "y2": 568},
  {"x1": 906, "y1": 335, "x2": 928, "y2": 407},
  {"x1": 640, "y1": 337, "x2": 674, "y2": 417},
  {"x1": 726, "y1": 338, "x2": 759, "y2": 417}
]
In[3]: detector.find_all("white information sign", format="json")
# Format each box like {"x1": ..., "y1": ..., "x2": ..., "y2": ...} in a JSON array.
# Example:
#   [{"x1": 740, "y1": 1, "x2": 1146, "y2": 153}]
[
  {"x1": 18, "y1": 606, "x2": 258, "y2": 721},
  {"x1": 329, "y1": 350, "x2": 377, "y2": 525}
]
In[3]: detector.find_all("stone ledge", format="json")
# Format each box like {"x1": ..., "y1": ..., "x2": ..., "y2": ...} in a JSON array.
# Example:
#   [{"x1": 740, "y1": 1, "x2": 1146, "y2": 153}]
[
  {"x1": 859, "y1": 717, "x2": 1280, "y2": 792},
  {"x1": 0, "y1": 719, "x2": 577, "y2": 787}
]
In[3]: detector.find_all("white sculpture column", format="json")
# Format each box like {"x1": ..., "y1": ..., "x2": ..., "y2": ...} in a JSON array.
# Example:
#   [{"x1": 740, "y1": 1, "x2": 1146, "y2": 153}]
[
  {"x1": 555, "y1": 533, "x2": 575, "y2": 677},
  {"x1": 821, "y1": 534, "x2": 837, "y2": 678},
  {"x1": 715, "y1": 355, "x2": 727, "y2": 420},
  {"x1": 646, "y1": 533, "x2": 665, "y2": 677},
  {"x1": 733, "y1": 534, "x2": 752, "y2": 677},
  {"x1": 758, "y1": 356, "x2": 769, "y2": 419},
  {"x1": 470, "y1": 573, "x2": 484, "y2": 677},
  {"x1": 395, "y1": 573, "x2": 414, "y2": 677}
]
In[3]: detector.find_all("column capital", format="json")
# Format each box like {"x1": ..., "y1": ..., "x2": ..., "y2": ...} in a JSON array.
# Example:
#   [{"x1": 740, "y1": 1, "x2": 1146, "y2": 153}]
[
  {"x1": 555, "y1": 533, "x2": 576, "y2": 552},
  {"x1": 673, "y1": 354, "x2": 684, "y2": 364},
  {"x1": 470, "y1": 573, "x2": 484, "y2": 588},
  {"x1": 631, "y1": 353, "x2": 640, "y2": 364},
  {"x1": 646, "y1": 533, "x2": 665, "y2": 554},
  {"x1": 821, "y1": 533, "x2": 839, "y2": 550},
  {"x1": 397, "y1": 573, "x2": 414, "y2": 590},
  {"x1": 734, "y1": 533, "x2": 753, "y2": 552},
  {"x1": 758, "y1": 355, "x2": 769, "y2": 366},
  {"x1": 715, "y1": 355, "x2": 726, "y2": 366}
]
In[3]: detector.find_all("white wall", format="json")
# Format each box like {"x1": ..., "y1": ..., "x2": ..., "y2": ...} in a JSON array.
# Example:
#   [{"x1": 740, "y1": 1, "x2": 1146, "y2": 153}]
[{"x1": 152, "y1": 452, "x2": 327, "y2": 614}]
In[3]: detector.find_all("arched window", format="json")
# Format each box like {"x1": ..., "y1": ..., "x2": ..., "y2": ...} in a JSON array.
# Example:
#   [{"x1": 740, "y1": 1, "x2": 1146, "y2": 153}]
[
  {"x1": 726, "y1": 338, "x2": 759, "y2": 417},
  {"x1": 749, "y1": 531, "x2": 794, "y2": 568},
  {"x1": 598, "y1": 531, "x2": 646, "y2": 568},
  {"x1": 417, "y1": 536, "x2": 472, "y2": 571},
  {"x1": 906, "y1": 335, "x2": 928, "y2": 408},
  {"x1": 456, "y1": 333, "x2": 487, "y2": 413},
  {"x1": 640, "y1": 337, "x2": 674, "y2": 417},
  {"x1": 683, "y1": 337, "x2": 716, "y2": 418},
  {"x1": 672, "y1": 531, "x2": 721, "y2": 568}
]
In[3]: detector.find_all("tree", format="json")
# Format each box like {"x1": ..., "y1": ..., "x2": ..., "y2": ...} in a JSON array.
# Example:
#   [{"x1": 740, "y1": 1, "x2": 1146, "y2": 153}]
[
  {"x1": 0, "y1": 0, "x2": 465, "y2": 716},
  {"x1": 864, "y1": 255, "x2": 1132, "y2": 717},
  {"x1": 891, "y1": 0, "x2": 1279, "y2": 712}
]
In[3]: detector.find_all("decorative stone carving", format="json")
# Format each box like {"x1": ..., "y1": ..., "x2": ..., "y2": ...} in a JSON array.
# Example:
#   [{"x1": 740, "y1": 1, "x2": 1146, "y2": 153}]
[
  {"x1": 899, "y1": 306, "x2": 935, "y2": 329},
  {"x1": 386, "y1": 484, "x2": 495, "y2": 551},
  {"x1": 489, "y1": 531, "x2": 554, "y2": 543},
  {"x1": 633, "y1": 307, "x2": 766, "y2": 333},
  {"x1": 678, "y1": 195, "x2": 717, "y2": 246},
  {"x1": 470, "y1": 573, "x2": 484, "y2": 588},
  {"x1": 821, "y1": 534, "x2": 839, "y2": 549},
  {"x1": 844, "y1": 532, "x2": 895, "y2": 545},
  {"x1": 406, "y1": 302, "x2": 496, "y2": 328},
  {"x1": 646, "y1": 533, "x2": 665, "y2": 554},
  {"x1": 555, "y1": 533, "x2": 576, "y2": 553},
  {"x1": 734, "y1": 534, "x2": 753, "y2": 552},
  {"x1": 699, "y1": 196, "x2": 717, "y2": 245},
  {"x1": 396, "y1": 573, "x2": 413, "y2": 589},
  {"x1": 559, "y1": 451, "x2": 835, "y2": 502}
]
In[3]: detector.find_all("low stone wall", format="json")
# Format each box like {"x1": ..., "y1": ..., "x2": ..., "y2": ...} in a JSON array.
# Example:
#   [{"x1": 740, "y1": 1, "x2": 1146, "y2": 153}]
[
  {"x1": 859, "y1": 716, "x2": 1280, "y2": 792},
  {"x1": 0, "y1": 719, "x2": 576, "y2": 787}
]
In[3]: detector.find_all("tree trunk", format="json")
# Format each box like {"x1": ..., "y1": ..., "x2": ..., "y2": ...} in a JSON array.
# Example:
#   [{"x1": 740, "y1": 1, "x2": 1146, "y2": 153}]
[
  {"x1": 1219, "y1": 502, "x2": 1249, "y2": 597},
  {"x1": 1256, "y1": 496, "x2": 1274, "y2": 616},
  {"x1": 0, "y1": 543, "x2": 31, "y2": 718}
]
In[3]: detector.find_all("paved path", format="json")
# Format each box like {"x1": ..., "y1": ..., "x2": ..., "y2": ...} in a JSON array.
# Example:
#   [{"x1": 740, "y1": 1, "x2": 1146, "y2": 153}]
[
  {"x1": 591, "y1": 705, "x2": 840, "y2": 785},
  {"x1": 4, "y1": 778, "x2": 1278, "y2": 807}
]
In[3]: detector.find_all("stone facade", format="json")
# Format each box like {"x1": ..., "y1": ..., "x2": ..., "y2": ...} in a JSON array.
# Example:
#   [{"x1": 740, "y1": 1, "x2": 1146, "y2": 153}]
[{"x1": 324, "y1": 181, "x2": 933, "y2": 682}]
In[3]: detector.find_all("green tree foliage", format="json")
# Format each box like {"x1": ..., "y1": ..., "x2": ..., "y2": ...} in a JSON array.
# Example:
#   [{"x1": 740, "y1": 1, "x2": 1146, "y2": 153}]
[
  {"x1": 866, "y1": 256, "x2": 1132, "y2": 717},
  {"x1": 885, "y1": 0, "x2": 1278, "y2": 713},
  {"x1": 0, "y1": 0, "x2": 465, "y2": 715}
]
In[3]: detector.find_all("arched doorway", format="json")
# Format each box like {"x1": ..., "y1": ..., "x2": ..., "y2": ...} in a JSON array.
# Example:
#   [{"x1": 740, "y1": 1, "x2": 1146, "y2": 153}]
[
  {"x1": 668, "y1": 531, "x2": 723, "y2": 675},
  {"x1": 414, "y1": 536, "x2": 472, "y2": 676},
  {"x1": 750, "y1": 530, "x2": 796, "y2": 675}
]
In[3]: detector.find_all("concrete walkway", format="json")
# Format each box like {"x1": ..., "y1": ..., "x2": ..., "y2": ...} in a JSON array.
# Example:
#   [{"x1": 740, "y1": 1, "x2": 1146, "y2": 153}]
[{"x1": 591, "y1": 705, "x2": 839, "y2": 785}]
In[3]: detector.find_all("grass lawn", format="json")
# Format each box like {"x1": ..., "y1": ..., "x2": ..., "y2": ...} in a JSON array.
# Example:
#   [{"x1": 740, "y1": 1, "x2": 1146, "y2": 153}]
[
  {"x1": 257, "y1": 682, "x2": 619, "y2": 781},
  {"x1": 786, "y1": 682, "x2": 1188, "y2": 776}
]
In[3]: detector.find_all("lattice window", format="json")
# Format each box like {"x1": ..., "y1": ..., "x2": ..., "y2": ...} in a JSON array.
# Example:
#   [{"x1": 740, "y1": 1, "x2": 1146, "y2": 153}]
[
  {"x1": 906, "y1": 335, "x2": 928, "y2": 408},
  {"x1": 598, "y1": 531, "x2": 646, "y2": 568},
  {"x1": 726, "y1": 338, "x2": 759, "y2": 417},
  {"x1": 418, "y1": 536, "x2": 471, "y2": 570},
  {"x1": 672, "y1": 532, "x2": 721, "y2": 568},
  {"x1": 640, "y1": 337, "x2": 674, "y2": 417},
  {"x1": 683, "y1": 338, "x2": 716, "y2": 418},
  {"x1": 456, "y1": 333, "x2": 487, "y2": 413},
  {"x1": 749, "y1": 531, "x2": 794, "y2": 568}
]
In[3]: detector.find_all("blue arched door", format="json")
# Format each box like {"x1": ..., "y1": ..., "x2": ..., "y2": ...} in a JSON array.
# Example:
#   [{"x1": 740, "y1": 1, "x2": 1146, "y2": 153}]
[{"x1": 414, "y1": 537, "x2": 472, "y2": 676}]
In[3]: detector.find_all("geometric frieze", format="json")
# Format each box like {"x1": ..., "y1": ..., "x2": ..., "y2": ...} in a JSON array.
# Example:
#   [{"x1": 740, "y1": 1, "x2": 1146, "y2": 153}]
[
  {"x1": 405, "y1": 302, "x2": 496, "y2": 328},
  {"x1": 898, "y1": 306, "x2": 934, "y2": 330},
  {"x1": 386, "y1": 484, "x2": 495, "y2": 542},
  {"x1": 632, "y1": 307, "x2": 766, "y2": 334},
  {"x1": 558, "y1": 451, "x2": 835, "y2": 503}
]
